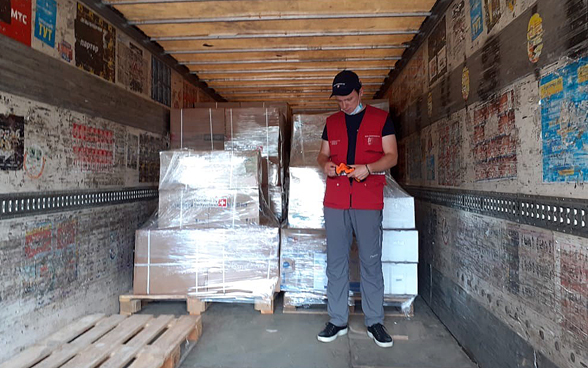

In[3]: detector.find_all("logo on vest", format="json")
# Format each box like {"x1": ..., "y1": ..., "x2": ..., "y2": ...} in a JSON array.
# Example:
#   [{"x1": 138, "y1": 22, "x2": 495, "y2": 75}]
[
  {"x1": 330, "y1": 139, "x2": 340, "y2": 146},
  {"x1": 365, "y1": 134, "x2": 381, "y2": 146}
]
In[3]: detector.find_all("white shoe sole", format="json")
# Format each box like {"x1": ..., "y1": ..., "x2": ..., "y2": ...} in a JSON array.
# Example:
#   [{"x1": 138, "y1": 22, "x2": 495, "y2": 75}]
[
  {"x1": 367, "y1": 331, "x2": 394, "y2": 348},
  {"x1": 317, "y1": 328, "x2": 348, "y2": 343}
]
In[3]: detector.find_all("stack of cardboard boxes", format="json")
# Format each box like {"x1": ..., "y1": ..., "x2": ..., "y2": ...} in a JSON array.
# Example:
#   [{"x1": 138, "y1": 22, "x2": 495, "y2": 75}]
[
  {"x1": 133, "y1": 149, "x2": 280, "y2": 301},
  {"x1": 170, "y1": 103, "x2": 290, "y2": 223},
  {"x1": 280, "y1": 101, "x2": 419, "y2": 309}
]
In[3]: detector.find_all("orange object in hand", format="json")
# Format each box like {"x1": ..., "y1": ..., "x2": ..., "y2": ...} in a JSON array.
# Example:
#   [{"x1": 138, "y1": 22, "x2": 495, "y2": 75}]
[{"x1": 335, "y1": 163, "x2": 361, "y2": 182}]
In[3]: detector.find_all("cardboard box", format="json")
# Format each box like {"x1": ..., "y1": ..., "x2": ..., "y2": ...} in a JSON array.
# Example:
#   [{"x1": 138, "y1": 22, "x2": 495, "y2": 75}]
[
  {"x1": 224, "y1": 107, "x2": 284, "y2": 158},
  {"x1": 382, "y1": 230, "x2": 419, "y2": 263},
  {"x1": 170, "y1": 108, "x2": 225, "y2": 150},
  {"x1": 287, "y1": 167, "x2": 326, "y2": 229},
  {"x1": 383, "y1": 177, "x2": 416, "y2": 229},
  {"x1": 159, "y1": 150, "x2": 261, "y2": 191},
  {"x1": 134, "y1": 226, "x2": 280, "y2": 297},
  {"x1": 382, "y1": 263, "x2": 418, "y2": 295},
  {"x1": 158, "y1": 188, "x2": 261, "y2": 228}
]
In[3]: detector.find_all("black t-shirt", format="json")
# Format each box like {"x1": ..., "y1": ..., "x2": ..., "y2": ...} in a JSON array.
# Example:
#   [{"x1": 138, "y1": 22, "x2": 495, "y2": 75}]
[{"x1": 322, "y1": 109, "x2": 395, "y2": 165}]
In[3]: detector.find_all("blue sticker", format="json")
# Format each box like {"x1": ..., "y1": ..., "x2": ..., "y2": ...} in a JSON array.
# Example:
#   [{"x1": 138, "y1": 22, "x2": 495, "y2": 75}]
[
  {"x1": 283, "y1": 261, "x2": 290, "y2": 268},
  {"x1": 470, "y1": 0, "x2": 484, "y2": 41},
  {"x1": 34, "y1": 0, "x2": 56, "y2": 47},
  {"x1": 541, "y1": 57, "x2": 588, "y2": 182}
]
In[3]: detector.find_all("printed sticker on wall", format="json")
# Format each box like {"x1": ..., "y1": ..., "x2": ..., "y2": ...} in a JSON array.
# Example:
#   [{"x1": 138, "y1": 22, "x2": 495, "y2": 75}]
[
  {"x1": 34, "y1": 0, "x2": 56, "y2": 47},
  {"x1": 507, "y1": 0, "x2": 516, "y2": 12},
  {"x1": 427, "y1": 92, "x2": 433, "y2": 117},
  {"x1": 58, "y1": 40, "x2": 72, "y2": 63},
  {"x1": 0, "y1": 0, "x2": 32, "y2": 46},
  {"x1": 24, "y1": 145, "x2": 45, "y2": 179},
  {"x1": 462, "y1": 66, "x2": 470, "y2": 100},
  {"x1": 0, "y1": 113, "x2": 25, "y2": 171},
  {"x1": 469, "y1": 0, "x2": 484, "y2": 41},
  {"x1": 527, "y1": 13, "x2": 544, "y2": 63},
  {"x1": 483, "y1": 0, "x2": 502, "y2": 32}
]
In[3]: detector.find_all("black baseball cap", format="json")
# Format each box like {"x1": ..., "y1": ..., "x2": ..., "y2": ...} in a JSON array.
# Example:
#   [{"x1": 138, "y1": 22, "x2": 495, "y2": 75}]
[{"x1": 330, "y1": 70, "x2": 362, "y2": 97}]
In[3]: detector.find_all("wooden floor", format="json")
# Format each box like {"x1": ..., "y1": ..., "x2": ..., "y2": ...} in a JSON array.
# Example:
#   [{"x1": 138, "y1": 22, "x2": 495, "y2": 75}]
[{"x1": 0, "y1": 314, "x2": 201, "y2": 368}]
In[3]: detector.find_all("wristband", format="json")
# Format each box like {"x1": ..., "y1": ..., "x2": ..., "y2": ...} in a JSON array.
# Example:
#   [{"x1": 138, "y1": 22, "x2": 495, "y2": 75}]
[{"x1": 366, "y1": 164, "x2": 371, "y2": 175}]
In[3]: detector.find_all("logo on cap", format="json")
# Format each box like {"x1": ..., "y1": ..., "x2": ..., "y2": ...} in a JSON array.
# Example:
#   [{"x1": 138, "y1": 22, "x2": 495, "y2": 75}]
[{"x1": 334, "y1": 83, "x2": 346, "y2": 88}]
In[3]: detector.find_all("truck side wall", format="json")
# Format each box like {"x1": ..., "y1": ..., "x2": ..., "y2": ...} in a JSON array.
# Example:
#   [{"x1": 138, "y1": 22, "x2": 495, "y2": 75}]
[
  {"x1": 385, "y1": 0, "x2": 587, "y2": 367},
  {"x1": 0, "y1": 0, "x2": 219, "y2": 360}
]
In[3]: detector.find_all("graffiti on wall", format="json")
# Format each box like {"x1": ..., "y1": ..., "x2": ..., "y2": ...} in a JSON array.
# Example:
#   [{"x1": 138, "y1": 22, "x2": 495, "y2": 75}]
[
  {"x1": 0, "y1": 0, "x2": 31, "y2": 46},
  {"x1": 559, "y1": 239, "x2": 588, "y2": 344},
  {"x1": 126, "y1": 133, "x2": 138, "y2": 170},
  {"x1": 183, "y1": 81, "x2": 198, "y2": 108},
  {"x1": 117, "y1": 35, "x2": 149, "y2": 95},
  {"x1": 449, "y1": 0, "x2": 467, "y2": 62},
  {"x1": 72, "y1": 122, "x2": 114, "y2": 172},
  {"x1": 540, "y1": 57, "x2": 588, "y2": 182},
  {"x1": 21, "y1": 219, "x2": 78, "y2": 306},
  {"x1": 139, "y1": 133, "x2": 164, "y2": 182},
  {"x1": 438, "y1": 120, "x2": 461, "y2": 186},
  {"x1": 75, "y1": 2, "x2": 116, "y2": 82},
  {"x1": 407, "y1": 134, "x2": 422, "y2": 181},
  {"x1": 0, "y1": 114, "x2": 25, "y2": 171},
  {"x1": 428, "y1": 16, "x2": 447, "y2": 86},
  {"x1": 471, "y1": 90, "x2": 517, "y2": 181}
]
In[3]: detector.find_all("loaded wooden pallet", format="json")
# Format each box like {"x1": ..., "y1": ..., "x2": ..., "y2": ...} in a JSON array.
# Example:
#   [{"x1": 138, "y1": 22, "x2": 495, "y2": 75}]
[
  {"x1": 0, "y1": 313, "x2": 201, "y2": 368},
  {"x1": 120, "y1": 292, "x2": 278, "y2": 316},
  {"x1": 282, "y1": 292, "x2": 415, "y2": 317}
]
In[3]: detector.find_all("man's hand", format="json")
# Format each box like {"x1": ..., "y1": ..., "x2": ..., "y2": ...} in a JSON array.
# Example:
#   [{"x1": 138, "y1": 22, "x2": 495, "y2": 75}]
[
  {"x1": 323, "y1": 161, "x2": 338, "y2": 177},
  {"x1": 349, "y1": 164, "x2": 370, "y2": 181}
]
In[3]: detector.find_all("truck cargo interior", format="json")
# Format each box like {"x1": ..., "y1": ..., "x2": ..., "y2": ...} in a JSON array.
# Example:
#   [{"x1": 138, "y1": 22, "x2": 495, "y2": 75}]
[{"x1": 0, "y1": 0, "x2": 586, "y2": 367}]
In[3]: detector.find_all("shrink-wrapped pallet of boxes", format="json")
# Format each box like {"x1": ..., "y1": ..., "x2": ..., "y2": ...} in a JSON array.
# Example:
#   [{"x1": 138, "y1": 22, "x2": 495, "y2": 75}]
[
  {"x1": 170, "y1": 106, "x2": 290, "y2": 223},
  {"x1": 281, "y1": 101, "x2": 418, "y2": 315},
  {"x1": 131, "y1": 150, "x2": 280, "y2": 314}
]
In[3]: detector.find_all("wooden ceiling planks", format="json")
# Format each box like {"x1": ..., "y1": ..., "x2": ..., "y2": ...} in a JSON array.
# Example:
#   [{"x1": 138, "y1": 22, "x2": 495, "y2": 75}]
[
  {"x1": 157, "y1": 34, "x2": 415, "y2": 52},
  {"x1": 106, "y1": 0, "x2": 436, "y2": 105},
  {"x1": 136, "y1": 17, "x2": 426, "y2": 38},
  {"x1": 108, "y1": 0, "x2": 435, "y2": 21}
]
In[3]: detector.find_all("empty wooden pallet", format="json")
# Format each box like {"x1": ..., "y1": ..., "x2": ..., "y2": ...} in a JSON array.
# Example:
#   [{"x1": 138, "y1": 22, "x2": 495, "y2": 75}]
[{"x1": 0, "y1": 314, "x2": 202, "y2": 368}]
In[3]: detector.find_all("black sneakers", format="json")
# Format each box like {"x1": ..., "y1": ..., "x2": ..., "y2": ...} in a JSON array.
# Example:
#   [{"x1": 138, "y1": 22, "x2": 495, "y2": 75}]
[
  {"x1": 367, "y1": 323, "x2": 394, "y2": 348},
  {"x1": 317, "y1": 322, "x2": 348, "y2": 343}
]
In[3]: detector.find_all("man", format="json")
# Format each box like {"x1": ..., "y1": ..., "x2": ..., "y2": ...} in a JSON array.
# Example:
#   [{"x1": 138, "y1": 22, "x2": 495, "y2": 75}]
[{"x1": 316, "y1": 70, "x2": 398, "y2": 348}]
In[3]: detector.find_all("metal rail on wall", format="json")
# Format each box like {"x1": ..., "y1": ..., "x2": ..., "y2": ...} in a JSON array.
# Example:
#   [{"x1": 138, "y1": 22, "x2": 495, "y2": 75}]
[
  {"x1": 0, "y1": 188, "x2": 158, "y2": 220},
  {"x1": 406, "y1": 186, "x2": 588, "y2": 239}
]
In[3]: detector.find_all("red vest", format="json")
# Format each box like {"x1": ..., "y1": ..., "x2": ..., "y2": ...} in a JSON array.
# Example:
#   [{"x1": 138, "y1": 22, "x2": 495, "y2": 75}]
[{"x1": 324, "y1": 105, "x2": 387, "y2": 210}]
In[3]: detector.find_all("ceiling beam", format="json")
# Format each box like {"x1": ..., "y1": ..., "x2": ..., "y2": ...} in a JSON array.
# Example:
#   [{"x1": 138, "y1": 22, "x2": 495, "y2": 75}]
[
  {"x1": 181, "y1": 57, "x2": 401, "y2": 66},
  {"x1": 151, "y1": 30, "x2": 419, "y2": 42},
  {"x1": 129, "y1": 12, "x2": 431, "y2": 25},
  {"x1": 211, "y1": 82, "x2": 382, "y2": 89},
  {"x1": 166, "y1": 44, "x2": 409, "y2": 54},
  {"x1": 194, "y1": 67, "x2": 393, "y2": 75},
  {"x1": 202, "y1": 76, "x2": 386, "y2": 82}
]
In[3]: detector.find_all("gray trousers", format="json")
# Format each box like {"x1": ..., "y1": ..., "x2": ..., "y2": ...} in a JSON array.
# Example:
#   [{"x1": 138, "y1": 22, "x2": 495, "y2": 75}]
[{"x1": 324, "y1": 207, "x2": 384, "y2": 327}]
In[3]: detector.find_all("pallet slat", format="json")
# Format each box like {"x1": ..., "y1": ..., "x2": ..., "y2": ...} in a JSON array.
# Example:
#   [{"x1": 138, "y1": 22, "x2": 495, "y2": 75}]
[
  {"x1": 61, "y1": 315, "x2": 153, "y2": 368},
  {"x1": 0, "y1": 314, "x2": 106, "y2": 368}
]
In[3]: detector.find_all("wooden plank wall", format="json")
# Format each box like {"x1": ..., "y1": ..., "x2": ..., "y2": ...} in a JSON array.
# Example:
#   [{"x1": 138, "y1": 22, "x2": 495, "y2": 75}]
[{"x1": 384, "y1": 0, "x2": 587, "y2": 367}]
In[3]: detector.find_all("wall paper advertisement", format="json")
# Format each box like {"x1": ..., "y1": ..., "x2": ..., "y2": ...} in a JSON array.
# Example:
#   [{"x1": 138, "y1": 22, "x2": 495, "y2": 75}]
[
  {"x1": 470, "y1": 0, "x2": 484, "y2": 41},
  {"x1": 0, "y1": 0, "x2": 32, "y2": 46},
  {"x1": 34, "y1": 0, "x2": 56, "y2": 47},
  {"x1": 541, "y1": 57, "x2": 588, "y2": 182},
  {"x1": 74, "y1": 2, "x2": 116, "y2": 82},
  {"x1": 0, "y1": 114, "x2": 25, "y2": 170}
]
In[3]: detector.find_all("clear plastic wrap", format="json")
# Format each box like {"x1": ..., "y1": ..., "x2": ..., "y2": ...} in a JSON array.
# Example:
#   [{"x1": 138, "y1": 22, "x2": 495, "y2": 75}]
[
  {"x1": 224, "y1": 107, "x2": 284, "y2": 159},
  {"x1": 290, "y1": 113, "x2": 329, "y2": 167},
  {"x1": 134, "y1": 225, "x2": 280, "y2": 301},
  {"x1": 157, "y1": 149, "x2": 277, "y2": 228},
  {"x1": 280, "y1": 228, "x2": 418, "y2": 300},
  {"x1": 383, "y1": 176, "x2": 416, "y2": 229},
  {"x1": 287, "y1": 167, "x2": 326, "y2": 229}
]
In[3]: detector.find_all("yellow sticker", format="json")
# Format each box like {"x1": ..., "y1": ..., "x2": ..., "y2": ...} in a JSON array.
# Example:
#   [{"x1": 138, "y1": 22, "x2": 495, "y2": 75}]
[
  {"x1": 462, "y1": 67, "x2": 470, "y2": 101},
  {"x1": 579, "y1": 64, "x2": 588, "y2": 84},
  {"x1": 540, "y1": 77, "x2": 563, "y2": 99},
  {"x1": 507, "y1": 0, "x2": 516, "y2": 12},
  {"x1": 527, "y1": 13, "x2": 544, "y2": 63}
]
